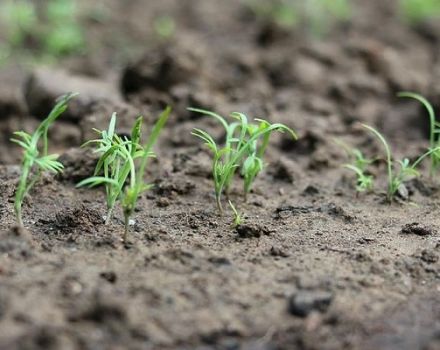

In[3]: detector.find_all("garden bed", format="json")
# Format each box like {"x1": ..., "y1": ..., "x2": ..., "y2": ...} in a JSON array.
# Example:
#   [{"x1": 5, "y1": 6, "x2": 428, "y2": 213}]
[{"x1": 0, "y1": 1, "x2": 439, "y2": 349}]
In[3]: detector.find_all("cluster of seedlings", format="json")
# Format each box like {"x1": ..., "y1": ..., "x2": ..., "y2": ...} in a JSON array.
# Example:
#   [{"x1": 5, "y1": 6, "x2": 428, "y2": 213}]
[
  {"x1": 11, "y1": 94, "x2": 294, "y2": 240},
  {"x1": 343, "y1": 93, "x2": 440, "y2": 202},
  {"x1": 11, "y1": 92, "x2": 438, "y2": 240}
]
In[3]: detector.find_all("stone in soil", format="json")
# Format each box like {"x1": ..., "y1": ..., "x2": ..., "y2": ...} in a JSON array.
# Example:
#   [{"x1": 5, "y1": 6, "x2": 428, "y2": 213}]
[{"x1": 288, "y1": 290, "x2": 334, "y2": 318}]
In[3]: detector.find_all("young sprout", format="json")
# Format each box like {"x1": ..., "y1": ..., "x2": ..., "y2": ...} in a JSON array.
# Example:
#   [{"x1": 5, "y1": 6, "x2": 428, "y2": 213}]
[
  {"x1": 11, "y1": 92, "x2": 77, "y2": 227},
  {"x1": 362, "y1": 124, "x2": 439, "y2": 202},
  {"x1": 335, "y1": 139, "x2": 375, "y2": 193},
  {"x1": 78, "y1": 107, "x2": 171, "y2": 242},
  {"x1": 228, "y1": 200, "x2": 243, "y2": 227},
  {"x1": 189, "y1": 108, "x2": 296, "y2": 214},
  {"x1": 398, "y1": 92, "x2": 440, "y2": 177},
  {"x1": 120, "y1": 107, "x2": 170, "y2": 242},
  {"x1": 77, "y1": 113, "x2": 139, "y2": 224},
  {"x1": 344, "y1": 164, "x2": 374, "y2": 193}
]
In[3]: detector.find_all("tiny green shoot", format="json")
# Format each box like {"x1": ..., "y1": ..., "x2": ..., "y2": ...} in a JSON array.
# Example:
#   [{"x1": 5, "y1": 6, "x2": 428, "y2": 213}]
[
  {"x1": 120, "y1": 107, "x2": 171, "y2": 242},
  {"x1": 362, "y1": 124, "x2": 438, "y2": 202},
  {"x1": 335, "y1": 139, "x2": 375, "y2": 193},
  {"x1": 398, "y1": 92, "x2": 440, "y2": 177},
  {"x1": 77, "y1": 113, "x2": 128, "y2": 224},
  {"x1": 11, "y1": 92, "x2": 77, "y2": 227},
  {"x1": 190, "y1": 108, "x2": 296, "y2": 214},
  {"x1": 344, "y1": 163, "x2": 374, "y2": 193}
]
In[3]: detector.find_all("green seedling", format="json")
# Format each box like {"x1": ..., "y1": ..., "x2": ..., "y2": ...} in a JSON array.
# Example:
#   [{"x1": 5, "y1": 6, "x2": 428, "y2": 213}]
[
  {"x1": 228, "y1": 200, "x2": 243, "y2": 227},
  {"x1": 362, "y1": 124, "x2": 438, "y2": 202},
  {"x1": 343, "y1": 164, "x2": 374, "y2": 193},
  {"x1": 335, "y1": 139, "x2": 375, "y2": 193},
  {"x1": 398, "y1": 92, "x2": 440, "y2": 177},
  {"x1": 78, "y1": 107, "x2": 171, "y2": 242},
  {"x1": 11, "y1": 92, "x2": 77, "y2": 227},
  {"x1": 120, "y1": 107, "x2": 170, "y2": 241},
  {"x1": 190, "y1": 108, "x2": 296, "y2": 214},
  {"x1": 77, "y1": 113, "x2": 128, "y2": 224}
]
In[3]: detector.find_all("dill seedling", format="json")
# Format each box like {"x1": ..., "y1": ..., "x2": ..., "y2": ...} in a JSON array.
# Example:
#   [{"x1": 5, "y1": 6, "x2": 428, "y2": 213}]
[
  {"x1": 190, "y1": 108, "x2": 296, "y2": 214},
  {"x1": 78, "y1": 107, "x2": 171, "y2": 241},
  {"x1": 344, "y1": 163, "x2": 374, "y2": 193},
  {"x1": 335, "y1": 139, "x2": 375, "y2": 193},
  {"x1": 362, "y1": 124, "x2": 439, "y2": 202},
  {"x1": 398, "y1": 92, "x2": 440, "y2": 177},
  {"x1": 11, "y1": 92, "x2": 77, "y2": 226},
  {"x1": 77, "y1": 113, "x2": 137, "y2": 224},
  {"x1": 120, "y1": 107, "x2": 170, "y2": 241}
]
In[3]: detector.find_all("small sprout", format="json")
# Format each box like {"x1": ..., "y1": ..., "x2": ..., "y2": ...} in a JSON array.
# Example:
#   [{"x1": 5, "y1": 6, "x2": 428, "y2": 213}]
[
  {"x1": 120, "y1": 107, "x2": 171, "y2": 242},
  {"x1": 344, "y1": 164, "x2": 374, "y2": 193},
  {"x1": 190, "y1": 108, "x2": 296, "y2": 214},
  {"x1": 11, "y1": 92, "x2": 77, "y2": 227},
  {"x1": 228, "y1": 200, "x2": 243, "y2": 227},
  {"x1": 398, "y1": 92, "x2": 440, "y2": 177},
  {"x1": 79, "y1": 107, "x2": 171, "y2": 242},
  {"x1": 335, "y1": 139, "x2": 375, "y2": 193},
  {"x1": 362, "y1": 124, "x2": 439, "y2": 202},
  {"x1": 77, "y1": 112, "x2": 134, "y2": 224}
]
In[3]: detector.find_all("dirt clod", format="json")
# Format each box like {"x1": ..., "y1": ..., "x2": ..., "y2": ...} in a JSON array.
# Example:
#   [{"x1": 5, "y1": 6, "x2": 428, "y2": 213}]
[
  {"x1": 288, "y1": 290, "x2": 334, "y2": 318},
  {"x1": 236, "y1": 224, "x2": 272, "y2": 238},
  {"x1": 401, "y1": 223, "x2": 435, "y2": 236}
]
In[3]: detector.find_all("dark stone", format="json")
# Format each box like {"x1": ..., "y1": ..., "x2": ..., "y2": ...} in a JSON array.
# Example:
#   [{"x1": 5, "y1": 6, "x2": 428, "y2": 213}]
[
  {"x1": 302, "y1": 185, "x2": 320, "y2": 196},
  {"x1": 288, "y1": 290, "x2": 333, "y2": 317},
  {"x1": 208, "y1": 256, "x2": 231, "y2": 266},
  {"x1": 100, "y1": 271, "x2": 118, "y2": 284},
  {"x1": 401, "y1": 223, "x2": 435, "y2": 236},
  {"x1": 270, "y1": 246, "x2": 290, "y2": 258},
  {"x1": 275, "y1": 205, "x2": 314, "y2": 219}
]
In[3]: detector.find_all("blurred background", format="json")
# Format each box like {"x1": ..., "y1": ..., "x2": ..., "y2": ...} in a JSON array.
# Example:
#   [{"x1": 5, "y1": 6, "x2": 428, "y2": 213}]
[
  {"x1": 0, "y1": 0, "x2": 440, "y2": 164},
  {"x1": 1, "y1": 0, "x2": 439, "y2": 71}
]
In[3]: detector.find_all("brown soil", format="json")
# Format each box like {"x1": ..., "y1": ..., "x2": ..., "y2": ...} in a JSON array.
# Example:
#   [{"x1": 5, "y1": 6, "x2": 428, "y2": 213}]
[{"x1": 0, "y1": 1, "x2": 439, "y2": 349}]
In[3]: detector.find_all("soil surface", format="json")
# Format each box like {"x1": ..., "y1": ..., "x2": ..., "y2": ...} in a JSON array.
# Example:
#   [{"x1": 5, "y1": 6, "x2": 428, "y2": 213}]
[{"x1": 1, "y1": 1, "x2": 440, "y2": 349}]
